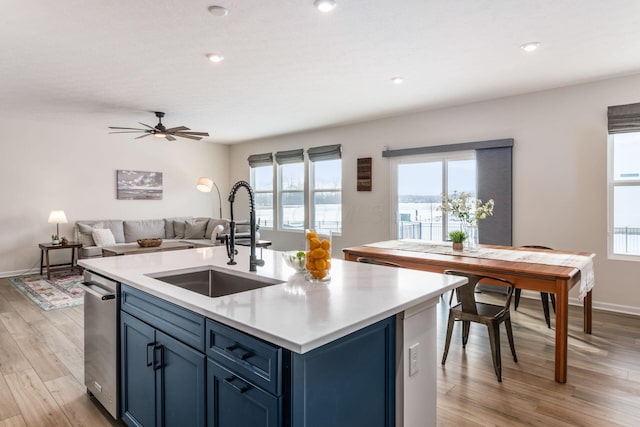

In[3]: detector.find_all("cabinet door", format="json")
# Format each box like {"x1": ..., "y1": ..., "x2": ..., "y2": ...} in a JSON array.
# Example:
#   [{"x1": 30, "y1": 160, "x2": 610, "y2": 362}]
[
  {"x1": 121, "y1": 312, "x2": 157, "y2": 427},
  {"x1": 207, "y1": 359, "x2": 281, "y2": 427},
  {"x1": 155, "y1": 330, "x2": 206, "y2": 427}
]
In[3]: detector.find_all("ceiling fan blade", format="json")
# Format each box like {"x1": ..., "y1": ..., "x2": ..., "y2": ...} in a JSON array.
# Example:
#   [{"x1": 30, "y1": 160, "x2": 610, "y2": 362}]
[
  {"x1": 135, "y1": 134, "x2": 151, "y2": 139},
  {"x1": 109, "y1": 126, "x2": 147, "y2": 130},
  {"x1": 165, "y1": 134, "x2": 177, "y2": 142},
  {"x1": 165, "y1": 126, "x2": 190, "y2": 132},
  {"x1": 176, "y1": 131, "x2": 209, "y2": 136},
  {"x1": 174, "y1": 133, "x2": 203, "y2": 140},
  {"x1": 138, "y1": 122, "x2": 156, "y2": 130}
]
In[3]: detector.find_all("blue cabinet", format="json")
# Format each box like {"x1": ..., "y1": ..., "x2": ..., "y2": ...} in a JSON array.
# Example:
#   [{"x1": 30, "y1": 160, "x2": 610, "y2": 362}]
[{"x1": 121, "y1": 305, "x2": 206, "y2": 427}]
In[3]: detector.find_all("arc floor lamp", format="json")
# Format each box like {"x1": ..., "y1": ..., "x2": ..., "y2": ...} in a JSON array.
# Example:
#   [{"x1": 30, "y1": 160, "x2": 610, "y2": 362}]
[{"x1": 196, "y1": 177, "x2": 223, "y2": 218}]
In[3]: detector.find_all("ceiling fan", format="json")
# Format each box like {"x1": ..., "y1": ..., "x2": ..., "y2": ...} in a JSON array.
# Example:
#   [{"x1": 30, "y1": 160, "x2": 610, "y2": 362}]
[{"x1": 109, "y1": 112, "x2": 209, "y2": 141}]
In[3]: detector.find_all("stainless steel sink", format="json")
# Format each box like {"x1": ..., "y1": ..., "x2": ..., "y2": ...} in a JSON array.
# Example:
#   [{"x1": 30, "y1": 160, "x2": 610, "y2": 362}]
[{"x1": 149, "y1": 267, "x2": 283, "y2": 298}]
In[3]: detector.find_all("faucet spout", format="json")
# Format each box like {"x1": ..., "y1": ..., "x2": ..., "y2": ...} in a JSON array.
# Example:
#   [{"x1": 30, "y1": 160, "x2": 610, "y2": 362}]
[{"x1": 227, "y1": 180, "x2": 265, "y2": 272}]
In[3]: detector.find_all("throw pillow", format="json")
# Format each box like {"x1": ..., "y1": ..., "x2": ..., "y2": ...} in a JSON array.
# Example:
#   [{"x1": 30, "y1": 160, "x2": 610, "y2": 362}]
[
  {"x1": 173, "y1": 220, "x2": 186, "y2": 239},
  {"x1": 184, "y1": 219, "x2": 208, "y2": 239},
  {"x1": 91, "y1": 228, "x2": 116, "y2": 247},
  {"x1": 77, "y1": 222, "x2": 104, "y2": 247}
]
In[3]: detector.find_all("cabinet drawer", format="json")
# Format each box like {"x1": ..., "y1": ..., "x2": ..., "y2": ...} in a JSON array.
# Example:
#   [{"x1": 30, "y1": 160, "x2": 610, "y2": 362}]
[
  {"x1": 121, "y1": 284, "x2": 205, "y2": 352},
  {"x1": 207, "y1": 359, "x2": 281, "y2": 427},
  {"x1": 206, "y1": 319, "x2": 282, "y2": 396}
]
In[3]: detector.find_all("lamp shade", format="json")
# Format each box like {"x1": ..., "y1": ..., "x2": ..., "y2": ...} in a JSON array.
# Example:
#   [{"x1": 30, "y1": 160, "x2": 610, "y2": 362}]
[
  {"x1": 196, "y1": 177, "x2": 213, "y2": 193},
  {"x1": 48, "y1": 210, "x2": 68, "y2": 224}
]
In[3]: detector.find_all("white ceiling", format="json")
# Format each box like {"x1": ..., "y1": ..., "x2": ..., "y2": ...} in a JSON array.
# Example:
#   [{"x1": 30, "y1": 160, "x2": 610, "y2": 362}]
[{"x1": 3, "y1": 0, "x2": 640, "y2": 143}]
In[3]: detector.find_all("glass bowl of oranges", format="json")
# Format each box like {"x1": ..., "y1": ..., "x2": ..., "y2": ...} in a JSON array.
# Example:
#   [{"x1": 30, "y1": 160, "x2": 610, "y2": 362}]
[{"x1": 304, "y1": 229, "x2": 331, "y2": 282}]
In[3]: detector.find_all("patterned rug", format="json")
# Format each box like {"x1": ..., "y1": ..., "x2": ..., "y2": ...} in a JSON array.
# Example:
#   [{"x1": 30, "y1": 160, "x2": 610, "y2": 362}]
[{"x1": 9, "y1": 273, "x2": 84, "y2": 311}]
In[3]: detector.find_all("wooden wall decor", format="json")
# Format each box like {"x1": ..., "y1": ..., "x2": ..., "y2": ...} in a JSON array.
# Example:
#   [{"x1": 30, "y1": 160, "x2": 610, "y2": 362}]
[{"x1": 357, "y1": 157, "x2": 372, "y2": 191}]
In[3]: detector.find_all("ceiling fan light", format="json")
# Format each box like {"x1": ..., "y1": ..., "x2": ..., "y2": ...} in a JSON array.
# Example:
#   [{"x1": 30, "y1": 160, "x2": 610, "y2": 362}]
[
  {"x1": 314, "y1": 0, "x2": 336, "y2": 12},
  {"x1": 154, "y1": 132, "x2": 166, "y2": 138}
]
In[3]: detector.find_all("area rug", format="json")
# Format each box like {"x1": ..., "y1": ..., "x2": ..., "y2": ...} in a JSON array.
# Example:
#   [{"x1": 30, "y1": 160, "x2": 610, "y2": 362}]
[{"x1": 9, "y1": 273, "x2": 84, "y2": 311}]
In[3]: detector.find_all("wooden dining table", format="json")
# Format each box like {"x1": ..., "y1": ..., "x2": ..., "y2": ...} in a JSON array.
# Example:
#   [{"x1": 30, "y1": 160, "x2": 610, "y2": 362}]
[{"x1": 343, "y1": 242, "x2": 595, "y2": 383}]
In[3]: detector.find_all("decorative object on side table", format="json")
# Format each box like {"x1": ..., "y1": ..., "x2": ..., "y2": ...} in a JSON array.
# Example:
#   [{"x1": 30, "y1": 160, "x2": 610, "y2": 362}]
[
  {"x1": 448, "y1": 230, "x2": 467, "y2": 251},
  {"x1": 305, "y1": 229, "x2": 332, "y2": 282},
  {"x1": 440, "y1": 191, "x2": 494, "y2": 252},
  {"x1": 48, "y1": 210, "x2": 67, "y2": 244},
  {"x1": 137, "y1": 238, "x2": 163, "y2": 248}
]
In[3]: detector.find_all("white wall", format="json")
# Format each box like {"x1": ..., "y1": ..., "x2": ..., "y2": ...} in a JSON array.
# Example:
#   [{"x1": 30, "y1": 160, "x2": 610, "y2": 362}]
[
  {"x1": 229, "y1": 73, "x2": 640, "y2": 314},
  {"x1": 0, "y1": 115, "x2": 229, "y2": 276}
]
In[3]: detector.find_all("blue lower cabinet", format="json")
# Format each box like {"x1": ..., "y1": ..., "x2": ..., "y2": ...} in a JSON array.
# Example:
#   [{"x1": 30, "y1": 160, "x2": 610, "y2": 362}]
[
  {"x1": 156, "y1": 330, "x2": 206, "y2": 427},
  {"x1": 121, "y1": 312, "x2": 157, "y2": 427},
  {"x1": 207, "y1": 359, "x2": 281, "y2": 427},
  {"x1": 121, "y1": 312, "x2": 206, "y2": 427}
]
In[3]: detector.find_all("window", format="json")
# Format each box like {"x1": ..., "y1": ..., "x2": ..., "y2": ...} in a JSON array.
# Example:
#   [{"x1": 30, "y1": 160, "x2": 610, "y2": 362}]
[
  {"x1": 250, "y1": 165, "x2": 274, "y2": 229},
  {"x1": 248, "y1": 153, "x2": 274, "y2": 229},
  {"x1": 393, "y1": 151, "x2": 476, "y2": 240},
  {"x1": 275, "y1": 149, "x2": 306, "y2": 231},
  {"x1": 310, "y1": 159, "x2": 342, "y2": 234},
  {"x1": 608, "y1": 132, "x2": 640, "y2": 257}
]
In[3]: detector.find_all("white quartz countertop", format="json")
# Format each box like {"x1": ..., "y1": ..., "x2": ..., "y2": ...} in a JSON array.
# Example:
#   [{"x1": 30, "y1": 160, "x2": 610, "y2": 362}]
[{"x1": 79, "y1": 246, "x2": 465, "y2": 353}]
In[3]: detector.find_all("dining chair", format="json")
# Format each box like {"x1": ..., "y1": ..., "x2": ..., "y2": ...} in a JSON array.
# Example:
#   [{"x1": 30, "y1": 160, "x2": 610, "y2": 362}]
[
  {"x1": 514, "y1": 245, "x2": 557, "y2": 328},
  {"x1": 441, "y1": 270, "x2": 518, "y2": 382},
  {"x1": 355, "y1": 257, "x2": 403, "y2": 268}
]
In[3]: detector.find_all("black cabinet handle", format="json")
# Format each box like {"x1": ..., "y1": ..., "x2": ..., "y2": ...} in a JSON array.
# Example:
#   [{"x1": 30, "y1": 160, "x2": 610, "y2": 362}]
[
  {"x1": 146, "y1": 343, "x2": 155, "y2": 367},
  {"x1": 224, "y1": 376, "x2": 251, "y2": 394},
  {"x1": 154, "y1": 345, "x2": 164, "y2": 371},
  {"x1": 225, "y1": 344, "x2": 253, "y2": 361}
]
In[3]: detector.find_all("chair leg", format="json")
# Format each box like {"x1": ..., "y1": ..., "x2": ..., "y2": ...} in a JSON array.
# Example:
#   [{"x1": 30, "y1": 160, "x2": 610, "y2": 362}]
[
  {"x1": 487, "y1": 321, "x2": 502, "y2": 382},
  {"x1": 540, "y1": 292, "x2": 551, "y2": 328},
  {"x1": 462, "y1": 320, "x2": 471, "y2": 348},
  {"x1": 514, "y1": 288, "x2": 521, "y2": 310},
  {"x1": 550, "y1": 293, "x2": 556, "y2": 312},
  {"x1": 505, "y1": 317, "x2": 518, "y2": 362},
  {"x1": 442, "y1": 313, "x2": 455, "y2": 365}
]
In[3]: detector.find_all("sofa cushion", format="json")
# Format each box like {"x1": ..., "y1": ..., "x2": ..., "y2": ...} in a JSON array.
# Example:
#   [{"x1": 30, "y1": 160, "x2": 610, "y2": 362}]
[
  {"x1": 206, "y1": 218, "x2": 230, "y2": 239},
  {"x1": 92, "y1": 229, "x2": 116, "y2": 247},
  {"x1": 80, "y1": 246, "x2": 104, "y2": 258},
  {"x1": 184, "y1": 219, "x2": 208, "y2": 239},
  {"x1": 173, "y1": 220, "x2": 186, "y2": 239},
  {"x1": 124, "y1": 219, "x2": 165, "y2": 242},
  {"x1": 164, "y1": 216, "x2": 192, "y2": 239},
  {"x1": 77, "y1": 222, "x2": 103, "y2": 247}
]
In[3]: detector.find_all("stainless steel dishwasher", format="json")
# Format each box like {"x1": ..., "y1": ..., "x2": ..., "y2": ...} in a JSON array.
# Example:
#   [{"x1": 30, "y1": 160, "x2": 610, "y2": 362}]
[{"x1": 80, "y1": 270, "x2": 120, "y2": 419}]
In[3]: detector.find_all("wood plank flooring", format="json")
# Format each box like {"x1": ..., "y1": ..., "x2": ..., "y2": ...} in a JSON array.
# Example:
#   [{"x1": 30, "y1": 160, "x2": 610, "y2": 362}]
[{"x1": 0, "y1": 276, "x2": 639, "y2": 426}]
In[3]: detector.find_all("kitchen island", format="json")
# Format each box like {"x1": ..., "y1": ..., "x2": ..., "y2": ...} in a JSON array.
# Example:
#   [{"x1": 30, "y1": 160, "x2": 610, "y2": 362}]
[{"x1": 79, "y1": 246, "x2": 465, "y2": 427}]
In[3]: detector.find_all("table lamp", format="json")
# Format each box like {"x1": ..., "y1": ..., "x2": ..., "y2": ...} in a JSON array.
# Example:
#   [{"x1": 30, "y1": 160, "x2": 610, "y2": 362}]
[
  {"x1": 48, "y1": 210, "x2": 68, "y2": 241},
  {"x1": 196, "y1": 177, "x2": 223, "y2": 218}
]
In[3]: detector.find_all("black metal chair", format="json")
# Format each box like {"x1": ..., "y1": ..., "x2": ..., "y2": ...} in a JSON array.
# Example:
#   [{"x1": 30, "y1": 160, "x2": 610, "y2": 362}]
[
  {"x1": 514, "y1": 245, "x2": 557, "y2": 328},
  {"x1": 355, "y1": 257, "x2": 403, "y2": 268},
  {"x1": 441, "y1": 270, "x2": 518, "y2": 382}
]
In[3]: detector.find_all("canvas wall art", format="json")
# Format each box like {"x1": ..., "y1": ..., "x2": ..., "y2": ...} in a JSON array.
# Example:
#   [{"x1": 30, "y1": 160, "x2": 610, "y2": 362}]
[{"x1": 116, "y1": 170, "x2": 163, "y2": 200}]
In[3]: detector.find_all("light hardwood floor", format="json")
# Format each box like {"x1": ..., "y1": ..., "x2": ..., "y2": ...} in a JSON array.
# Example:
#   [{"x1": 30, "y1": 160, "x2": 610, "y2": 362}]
[{"x1": 0, "y1": 277, "x2": 639, "y2": 426}]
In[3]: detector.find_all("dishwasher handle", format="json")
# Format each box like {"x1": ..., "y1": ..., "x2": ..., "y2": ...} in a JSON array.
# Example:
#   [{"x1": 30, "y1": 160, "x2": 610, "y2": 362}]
[{"x1": 80, "y1": 281, "x2": 116, "y2": 301}]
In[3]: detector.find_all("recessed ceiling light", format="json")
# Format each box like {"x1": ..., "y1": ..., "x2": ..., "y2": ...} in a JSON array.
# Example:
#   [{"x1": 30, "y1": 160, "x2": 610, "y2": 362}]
[
  {"x1": 391, "y1": 77, "x2": 404, "y2": 85},
  {"x1": 520, "y1": 42, "x2": 540, "y2": 52},
  {"x1": 314, "y1": 0, "x2": 337, "y2": 12},
  {"x1": 207, "y1": 53, "x2": 225, "y2": 63},
  {"x1": 208, "y1": 5, "x2": 228, "y2": 16}
]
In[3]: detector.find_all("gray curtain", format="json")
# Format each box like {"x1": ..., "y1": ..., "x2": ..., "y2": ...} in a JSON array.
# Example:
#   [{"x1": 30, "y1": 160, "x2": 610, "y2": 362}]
[
  {"x1": 247, "y1": 152, "x2": 273, "y2": 167},
  {"x1": 476, "y1": 146, "x2": 512, "y2": 246},
  {"x1": 608, "y1": 102, "x2": 640, "y2": 134}
]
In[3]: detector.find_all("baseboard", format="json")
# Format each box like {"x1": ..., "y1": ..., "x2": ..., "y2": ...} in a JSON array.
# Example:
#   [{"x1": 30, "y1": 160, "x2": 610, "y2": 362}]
[
  {"x1": 0, "y1": 268, "x2": 40, "y2": 278},
  {"x1": 519, "y1": 290, "x2": 640, "y2": 317}
]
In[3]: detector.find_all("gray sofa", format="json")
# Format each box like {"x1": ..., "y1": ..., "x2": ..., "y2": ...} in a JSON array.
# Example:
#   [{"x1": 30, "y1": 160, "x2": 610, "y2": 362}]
[{"x1": 75, "y1": 217, "x2": 237, "y2": 258}]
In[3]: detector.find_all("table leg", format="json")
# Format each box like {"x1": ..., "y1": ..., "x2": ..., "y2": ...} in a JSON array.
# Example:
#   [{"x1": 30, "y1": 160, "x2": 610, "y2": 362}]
[
  {"x1": 554, "y1": 279, "x2": 569, "y2": 383},
  {"x1": 40, "y1": 249, "x2": 44, "y2": 275},
  {"x1": 45, "y1": 250, "x2": 51, "y2": 280},
  {"x1": 584, "y1": 289, "x2": 592, "y2": 334}
]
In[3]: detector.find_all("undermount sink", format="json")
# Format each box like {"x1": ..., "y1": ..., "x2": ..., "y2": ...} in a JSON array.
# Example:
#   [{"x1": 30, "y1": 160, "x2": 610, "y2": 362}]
[{"x1": 149, "y1": 267, "x2": 283, "y2": 298}]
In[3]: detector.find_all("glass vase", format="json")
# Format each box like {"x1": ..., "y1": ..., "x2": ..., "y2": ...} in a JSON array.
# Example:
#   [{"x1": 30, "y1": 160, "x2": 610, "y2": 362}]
[
  {"x1": 304, "y1": 229, "x2": 331, "y2": 282},
  {"x1": 464, "y1": 223, "x2": 479, "y2": 252}
]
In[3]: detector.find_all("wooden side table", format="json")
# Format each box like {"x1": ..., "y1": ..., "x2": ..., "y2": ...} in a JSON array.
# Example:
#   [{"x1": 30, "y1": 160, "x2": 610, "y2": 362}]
[{"x1": 39, "y1": 242, "x2": 83, "y2": 279}]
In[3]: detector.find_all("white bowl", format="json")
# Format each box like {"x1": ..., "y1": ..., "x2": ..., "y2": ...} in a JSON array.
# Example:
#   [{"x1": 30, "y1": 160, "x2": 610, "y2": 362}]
[{"x1": 282, "y1": 251, "x2": 306, "y2": 272}]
